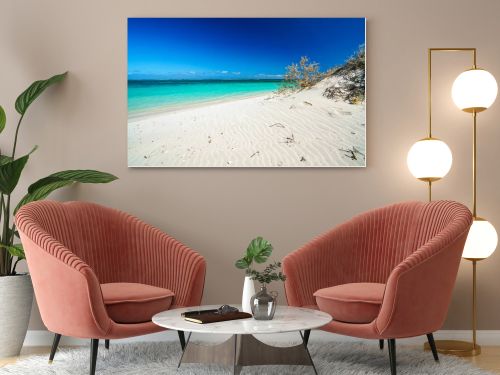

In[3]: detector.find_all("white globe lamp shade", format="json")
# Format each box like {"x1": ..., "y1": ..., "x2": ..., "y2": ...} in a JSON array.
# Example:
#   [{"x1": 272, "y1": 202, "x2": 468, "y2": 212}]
[
  {"x1": 462, "y1": 218, "x2": 498, "y2": 260},
  {"x1": 407, "y1": 138, "x2": 453, "y2": 181},
  {"x1": 452, "y1": 69, "x2": 498, "y2": 112}
]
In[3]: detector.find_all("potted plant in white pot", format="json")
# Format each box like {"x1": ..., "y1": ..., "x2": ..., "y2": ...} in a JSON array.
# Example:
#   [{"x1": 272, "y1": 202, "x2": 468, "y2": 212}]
[
  {"x1": 235, "y1": 237, "x2": 274, "y2": 313},
  {"x1": 0, "y1": 72, "x2": 117, "y2": 358}
]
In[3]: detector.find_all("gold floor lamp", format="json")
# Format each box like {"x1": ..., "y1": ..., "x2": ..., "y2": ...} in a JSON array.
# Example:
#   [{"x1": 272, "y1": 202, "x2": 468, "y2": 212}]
[{"x1": 407, "y1": 48, "x2": 498, "y2": 356}]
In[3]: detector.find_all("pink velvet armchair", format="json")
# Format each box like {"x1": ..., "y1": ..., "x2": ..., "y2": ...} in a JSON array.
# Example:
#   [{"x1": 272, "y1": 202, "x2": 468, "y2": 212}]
[
  {"x1": 16, "y1": 200, "x2": 206, "y2": 375},
  {"x1": 283, "y1": 200, "x2": 472, "y2": 375}
]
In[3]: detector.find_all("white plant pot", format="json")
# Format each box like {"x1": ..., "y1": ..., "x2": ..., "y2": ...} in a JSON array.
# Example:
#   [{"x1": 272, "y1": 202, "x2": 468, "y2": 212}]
[
  {"x1": 241, "y1": 276, "x2": 255, "y2": 313},
  {"x1": 0, "y1": 274, "x2": 33, "y2": 358}
]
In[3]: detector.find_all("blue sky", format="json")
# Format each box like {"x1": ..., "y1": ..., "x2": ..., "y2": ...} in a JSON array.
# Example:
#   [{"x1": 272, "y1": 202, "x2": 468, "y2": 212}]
[{"x1": 128, "y1": 18, "x2": 365, "y2": 80}]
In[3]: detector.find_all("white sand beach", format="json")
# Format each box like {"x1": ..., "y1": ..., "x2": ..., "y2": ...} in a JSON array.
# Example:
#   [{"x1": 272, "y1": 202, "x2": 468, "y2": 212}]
[{"x1": 128, "y1": 77, "x2": 365, "y2": 167}]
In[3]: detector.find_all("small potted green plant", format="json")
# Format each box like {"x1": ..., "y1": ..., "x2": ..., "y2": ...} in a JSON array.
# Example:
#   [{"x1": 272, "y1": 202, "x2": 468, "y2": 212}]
[
  {"x1": 235, "y1": 237, "x2": 272, "y2": 313},
  {"x1": 235, "y1": 237, "x2": 286, "y2": 319}
]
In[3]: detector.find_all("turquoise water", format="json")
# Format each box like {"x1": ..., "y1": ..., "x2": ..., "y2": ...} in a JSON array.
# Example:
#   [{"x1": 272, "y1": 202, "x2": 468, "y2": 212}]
[{"x1": 128, "y1": 80, "x2": 282, "y2": 115}]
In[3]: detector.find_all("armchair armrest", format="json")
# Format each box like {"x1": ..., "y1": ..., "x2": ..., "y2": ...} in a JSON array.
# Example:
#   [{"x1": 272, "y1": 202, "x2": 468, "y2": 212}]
[
  {"x1": 376, "y1": 227, "x2": 470, "y2": 338},
  {"x1": 283, "y1": 220, "x2": 358, "y2": 307},
  {"x1": 17, "y1": 230, "x2": 111, "y2": 339},
  {"x1": 125, "y1": 218, "x2": 206, "y2": 307}
]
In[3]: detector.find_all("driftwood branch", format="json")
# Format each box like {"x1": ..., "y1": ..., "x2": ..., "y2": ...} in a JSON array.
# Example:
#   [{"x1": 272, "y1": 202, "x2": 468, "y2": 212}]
[
  {"x1": 269, "y1": 123, "x2": 286, "y2": 128},
  {"x1": 339, "y1": 146, "x2": 365, "y2": 161}
]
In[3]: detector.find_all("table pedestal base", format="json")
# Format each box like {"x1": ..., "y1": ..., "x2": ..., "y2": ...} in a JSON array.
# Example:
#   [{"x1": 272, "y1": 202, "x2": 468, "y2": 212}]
[{"x1": 178, "y1": 332, "x2": 317, "y2": 374}]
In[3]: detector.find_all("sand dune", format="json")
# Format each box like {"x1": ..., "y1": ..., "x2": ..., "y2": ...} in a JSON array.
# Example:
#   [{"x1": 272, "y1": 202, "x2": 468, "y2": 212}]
[{"x1": 128, "y1": 80, "x2": 365, "y2": 167}]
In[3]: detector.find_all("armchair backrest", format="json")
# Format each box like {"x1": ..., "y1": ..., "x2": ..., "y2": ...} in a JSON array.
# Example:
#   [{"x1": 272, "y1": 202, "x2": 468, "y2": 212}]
[
  {"x1": 16, "y1": 200, "x2": 132, "y2": 283},
  {"x1": 340, "y1": 201, "x2": 421, "y2": 284},
  {"x1": 283, "y1": 200, "x2": 472, "y2": 308},
  {"x1": 344, "y1": 200, "x2": 469, "y2": 284}
]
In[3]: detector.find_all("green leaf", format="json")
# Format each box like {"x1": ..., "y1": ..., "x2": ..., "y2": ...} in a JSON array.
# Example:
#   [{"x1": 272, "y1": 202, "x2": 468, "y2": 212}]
[
  {"x1": 27, "y1": 169, "x2": 117, "y2": 195},
  {"x1": 0, "y1": 147, "x2": 37, "y2": 194},
  {"x1": 26, "y1": 176, "x2": 64, "y2": 194},
  {"x1": 0, "y1": 155, "x2": 13, "y2": 166},
  {"x1": 15, "y1": 72, "x2": 67, "y2": 115},
  {"x1": 14, "y1": 169, "x2": 117, "y2": 214},
  {"x1": 0, "y1": 105, "x2": 5, "y2": 134},
  {"x1": 50, "y1": 169, "x2": 118, "y2": 183},
  {"x1": 16, "y1": 180, "x2": 73, "y2": 213},
  {"x1": 28, "y1": 170, "x2": 117, "y2": 193},
  {"x1": 253, "y1": 255, "x2": 267, "y2": 263},
  {"x1": 0, "y1": 244, "x2": 25, "y2": 259},
  {"x1": 246, "y1": 237, "x2": 273, "y2": 264},
  {"x1": 235, "y1": 258, "x2": 250, "y2": 269}
]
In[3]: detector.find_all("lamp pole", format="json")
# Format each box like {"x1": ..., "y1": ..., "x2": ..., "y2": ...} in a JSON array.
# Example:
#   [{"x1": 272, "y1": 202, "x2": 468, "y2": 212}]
[
  {"x1": 470, "y1": 109, "x2": 479, "y2": 352},
  {"x1": 472, "y1": 111, "x2": 477, "y2": 218},
  {"x1": 423, "y1": 47, "x2": 483, "y2": 357},
  {"x1": 424, "y1": 48, "x2": 476, "y2": 203}
]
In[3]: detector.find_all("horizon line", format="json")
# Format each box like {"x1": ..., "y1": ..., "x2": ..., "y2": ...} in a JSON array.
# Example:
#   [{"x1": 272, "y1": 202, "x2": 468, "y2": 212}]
[{"x1": 127, "y1": 78, "x2": 285, "y2": 81}]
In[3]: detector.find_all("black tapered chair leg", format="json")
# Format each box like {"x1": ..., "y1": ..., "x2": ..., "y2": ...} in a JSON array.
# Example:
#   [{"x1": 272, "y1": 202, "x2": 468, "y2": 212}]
[
  {"x1": 388, "y1": 339, "x2": 396, "y2": 375},
  {"x1": 303, "y1": 329, "x2": 311, "y2": 347},
  {"x1": 379, "y1": 339, "x2": 384, "y2": 350},
  {"x1": 426, "y1": 333, "x2": 439, "y2": 362},
  {"x1": 90, "y1": 339, "x2": 99, "y2": 375},
  {"x1": 48, "y1": 333, "x2": 62, "y2": 363},
  {"x1": 177, "y1": 330, "x2": 186, "y2": 350},
  {"x1": 105, "y1": 339, "x2": 110, "y2": 350}
]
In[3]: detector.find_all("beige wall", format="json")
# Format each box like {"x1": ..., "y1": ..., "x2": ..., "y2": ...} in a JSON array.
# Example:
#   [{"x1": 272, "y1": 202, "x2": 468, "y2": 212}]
[{"x1": 1, "y1": 0, "x2": 500, "y2": 331}]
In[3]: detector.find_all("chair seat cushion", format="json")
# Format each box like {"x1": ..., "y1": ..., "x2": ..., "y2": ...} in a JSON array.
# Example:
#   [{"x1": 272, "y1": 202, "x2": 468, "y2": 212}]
[
  {"x1": 101, "y1": 283, "x2": 174, "y2": 324},
  {"x1": 313, "y1": 283, "x2": 385, "y2": 324}
]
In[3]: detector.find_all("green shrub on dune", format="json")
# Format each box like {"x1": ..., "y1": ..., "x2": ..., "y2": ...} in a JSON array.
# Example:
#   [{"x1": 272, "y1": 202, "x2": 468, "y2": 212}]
[
  {"x1": 279, "y1": 45, "x2": 365, "y2": 105},
  {"x1": 324, "y1": 46, "x2": 365, "y2": 104},
  {"x1": 282, "y1": 56, "x2": 323, "y2": 90}
]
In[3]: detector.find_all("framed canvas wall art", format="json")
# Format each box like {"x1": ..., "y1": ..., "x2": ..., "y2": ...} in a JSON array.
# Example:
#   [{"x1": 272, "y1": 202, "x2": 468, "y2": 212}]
[{"x1": 128, "y1": 18, "x2": 366, "y2": 167}]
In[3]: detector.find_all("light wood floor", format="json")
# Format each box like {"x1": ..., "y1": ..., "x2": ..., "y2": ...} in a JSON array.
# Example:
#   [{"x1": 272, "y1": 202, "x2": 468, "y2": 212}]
[
  {"x1": 2, "y1": 345, "x2": 500, "y2": 372},
  {"x1": 465, "y1": 346, "x2": 500, "y2": 373}
]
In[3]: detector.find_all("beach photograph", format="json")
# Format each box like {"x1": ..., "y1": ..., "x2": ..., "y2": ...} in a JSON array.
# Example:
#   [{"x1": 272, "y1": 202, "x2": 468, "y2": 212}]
[{"x1": 127, "y1": 18, "x2": 366, "y2": 167}]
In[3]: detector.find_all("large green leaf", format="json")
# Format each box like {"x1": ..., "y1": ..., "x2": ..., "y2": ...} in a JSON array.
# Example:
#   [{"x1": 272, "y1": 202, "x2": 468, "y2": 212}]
[
  {"x1": 0, "y1": 147, "x2": 37, "y2": 194},
  {"x1": 15, "y1": 72, "x2": 67, "y2": 115},
  {"x1": 245, "y1": 237, "x2": 273, "y2": 264},
  {"x1": 50, "y1": 169, "x2": 117, "y2": 183},
  {"x1": 0, "y1": 105, "x2": 5, "y2": 134},
  {"x1": 28, "y1": 169, "x2": 117, "y2": 193},
  {"x1": 14, "y1": 169, "x2": 117, "y2": 213}
]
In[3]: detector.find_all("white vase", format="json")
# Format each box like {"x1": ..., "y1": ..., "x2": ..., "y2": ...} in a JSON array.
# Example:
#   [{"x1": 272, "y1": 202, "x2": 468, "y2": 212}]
[
  {"x1": 241, "y1": 276, "x2": 255, "y2": 313},
  {"x1": 0, "y1": 274, "x2": 34, "y2": 358}
]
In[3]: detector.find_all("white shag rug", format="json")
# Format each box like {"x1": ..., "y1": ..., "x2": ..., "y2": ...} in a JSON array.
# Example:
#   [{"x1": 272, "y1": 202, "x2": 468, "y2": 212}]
[{"x1": 0, "y1": 341, "x2": 494, "y2": 374}]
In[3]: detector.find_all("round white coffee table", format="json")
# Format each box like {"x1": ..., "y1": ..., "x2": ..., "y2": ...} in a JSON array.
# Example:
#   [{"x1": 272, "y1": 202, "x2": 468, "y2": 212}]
[{"x1": 153, "y1": 305, "x2": 332, "y2": 374}]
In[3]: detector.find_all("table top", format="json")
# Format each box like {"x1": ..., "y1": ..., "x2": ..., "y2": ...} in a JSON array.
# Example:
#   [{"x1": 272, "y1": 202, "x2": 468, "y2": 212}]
[{"x1": 152, "y1": 305, "x2": 332, "y2": 335}]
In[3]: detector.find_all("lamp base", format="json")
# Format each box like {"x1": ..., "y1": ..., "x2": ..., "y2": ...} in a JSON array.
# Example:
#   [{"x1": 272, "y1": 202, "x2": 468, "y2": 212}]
[{"x1": 424, "y1": 340, "x2": 481, "y2": 357}]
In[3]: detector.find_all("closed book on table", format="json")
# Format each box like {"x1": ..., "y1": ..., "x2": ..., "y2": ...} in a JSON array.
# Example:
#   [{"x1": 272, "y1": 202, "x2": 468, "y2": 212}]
[{"x1": 183, "y1": 311, "x2": 252, "y2": 324}]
